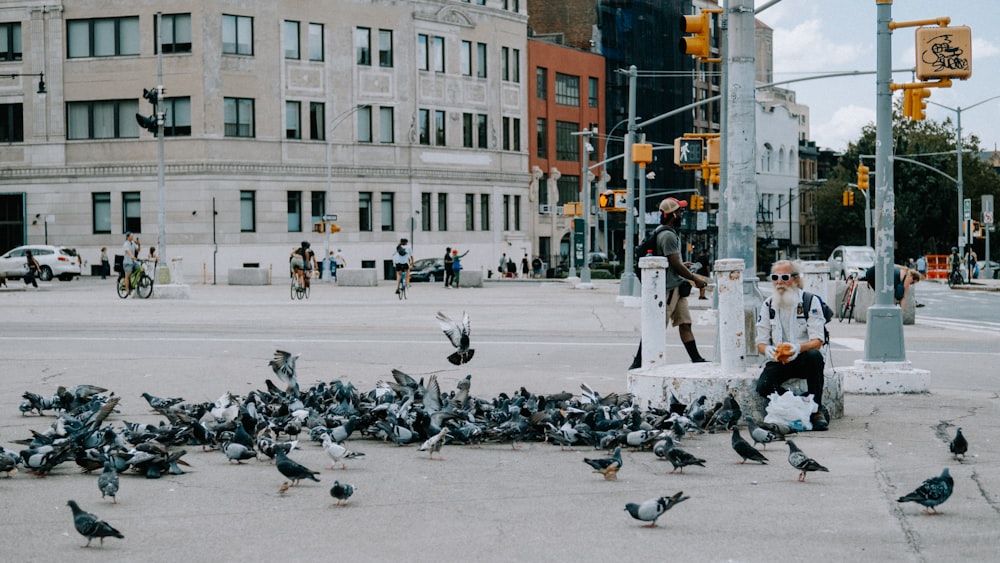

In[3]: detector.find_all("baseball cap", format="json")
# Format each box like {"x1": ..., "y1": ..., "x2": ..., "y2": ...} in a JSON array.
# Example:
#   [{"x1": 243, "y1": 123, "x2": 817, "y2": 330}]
[{"x1": 658, "y1": 197, "x2": 689, "y2": 214}]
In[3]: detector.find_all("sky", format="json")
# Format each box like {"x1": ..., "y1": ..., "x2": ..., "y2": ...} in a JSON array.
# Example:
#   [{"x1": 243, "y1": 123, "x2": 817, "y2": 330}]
[{"x1": 756, "y1": 1, "x2": 1000, "y2": 154}]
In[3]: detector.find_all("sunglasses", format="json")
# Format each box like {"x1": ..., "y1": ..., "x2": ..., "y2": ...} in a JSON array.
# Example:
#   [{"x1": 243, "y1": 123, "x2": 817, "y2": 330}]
[{"x1": 770, "y1": 273, "x2": 799, "y2": 282}]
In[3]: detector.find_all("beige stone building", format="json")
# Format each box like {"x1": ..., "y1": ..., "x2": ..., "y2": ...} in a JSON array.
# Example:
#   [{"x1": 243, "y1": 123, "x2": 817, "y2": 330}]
[{"x1": 0, "y1": 1, "x2": 528, "y2": 281}]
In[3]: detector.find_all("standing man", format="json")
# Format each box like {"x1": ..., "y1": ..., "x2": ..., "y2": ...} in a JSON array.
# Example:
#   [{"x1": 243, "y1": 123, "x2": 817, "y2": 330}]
[
  {"x1": 695, "y1": 248, "x2": 711, "y2": 300},
  {"x1": 629, "y1": 198, "x2": 709, "y2": 369},
  {"x1": 122, "y1": 232, "x2": 139, "y2": 295},
  {"x1": 754, "y1": 260, "x2": 828, "y2": 431},
  {"x1": 443, "y1": 247, "x2": 454, "y2": 288},
  {"x1": 394, "y1": 238, "x2": 414, "y2": 294},
  {"x1": 915, "y1": 254, "x2": 927, "y2": 277}
]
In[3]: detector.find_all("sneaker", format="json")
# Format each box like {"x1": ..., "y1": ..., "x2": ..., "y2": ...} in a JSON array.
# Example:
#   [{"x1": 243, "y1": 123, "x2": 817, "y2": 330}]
[
  {"x1": 810, "y1": 412, "x2": 828, "y2": 432},
  {"x1": 691, "y1": 357, "x2": 709, "y2": 363}
]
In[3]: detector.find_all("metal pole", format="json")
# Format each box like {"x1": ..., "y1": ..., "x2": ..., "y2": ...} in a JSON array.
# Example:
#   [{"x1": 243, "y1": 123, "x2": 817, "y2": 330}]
[
  {"x1": 155, "y1": 13, "x2": 167, "y2": 272},
  {"x1": 619, "y1": 66, "x2": 640, "y2": 297},
  {"x1": 638, "y1": 133, "x2": 648, "y2": 242},
  {"x1": 580, "y1": 128, "x2": 592, "y2": 283},
  {"x1": 956, "y1": 107, "x2": 964, "y2": 250},
  {"x1": 865, "y1": 0, "x2": 905, "y2": 362}
]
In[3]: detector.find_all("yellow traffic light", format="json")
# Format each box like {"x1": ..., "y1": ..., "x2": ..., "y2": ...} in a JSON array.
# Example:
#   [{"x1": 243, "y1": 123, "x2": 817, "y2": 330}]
[
  {"x1": 857, "y1": 164, "x2": 870, "y2": 190},
  {"x1": 902, "y1": 89, "x2": 913, "y2": 118},
  {"x1": 910, "y1": 88, "x2": 931, "y2": 120},
  {"x1": 598, "y1": 191, "x2": 614, "y2": 210},
  {"x1": 708, "y1": 167, "x2": 720, "y2": 185},
  {"x1": 679, "y1": 12, "x2": 712, "y2": 60},
  {"x1": 842, "y1": 190, "x2": 855, "y2": 207}
]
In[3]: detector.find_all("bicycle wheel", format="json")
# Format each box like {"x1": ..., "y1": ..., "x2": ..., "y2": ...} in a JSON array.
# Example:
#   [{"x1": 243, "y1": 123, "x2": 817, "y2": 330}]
[
  {"x1": 303, "y1": 283, "x2": 310, "y2": 299},
  {"x1": 838, "y1": 281, "x2": 855, "y2": 322},
  {"x1": 295, "y1": 282, "x2": 306, "y2": 300},
  {"x1": 136, "y1": 274, "x2": 154, "y2": 299},
  {"x1": 290, "y1": 280, "x2": 297, "y2": 300},
  {"x1": 117, "y1": 277, "x2": 129, "y2": 298}
]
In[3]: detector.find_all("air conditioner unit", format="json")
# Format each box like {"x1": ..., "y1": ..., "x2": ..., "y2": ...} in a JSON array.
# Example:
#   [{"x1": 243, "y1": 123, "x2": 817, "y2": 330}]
[{"x1": 539, "y1": 204, "x2": 552, "y2": 214}]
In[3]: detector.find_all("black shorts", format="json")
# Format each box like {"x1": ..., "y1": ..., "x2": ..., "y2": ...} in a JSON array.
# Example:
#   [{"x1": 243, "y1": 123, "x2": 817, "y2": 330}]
[{"x1": 395, "y1": 263, "x2": 409, "y2": 272}]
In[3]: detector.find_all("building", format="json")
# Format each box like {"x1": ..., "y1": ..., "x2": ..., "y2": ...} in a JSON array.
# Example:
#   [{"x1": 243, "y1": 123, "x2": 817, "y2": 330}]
[{"x1": 1, "y1": 1, "x2": 529, "y2": 281}]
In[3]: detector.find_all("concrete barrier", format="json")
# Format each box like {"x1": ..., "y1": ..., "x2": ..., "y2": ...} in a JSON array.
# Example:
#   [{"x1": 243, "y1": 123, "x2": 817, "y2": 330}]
[
  {"x1": 457, "y1": 270, "x2": 483, "y2": 288},
  {"x1": 228, "y1": 268, "x2": 269, "y2": 286},
  {"x1": 840, "y1": 280, "x2": 915, "y2": 324},
  {"x1": 338, "y1": 268, "x2": 378, "y2": 287}
]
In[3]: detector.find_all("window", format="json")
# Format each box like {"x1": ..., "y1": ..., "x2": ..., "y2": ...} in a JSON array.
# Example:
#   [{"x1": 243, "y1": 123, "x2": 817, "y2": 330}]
[
  {"x1": 503, "y1": 194, "x2": 511, "y2": 231},
  {"x1": 92, "y1": 193, "x2": 111, "y2": 234},
  {"x1": 355, "y1": 27, "x2": 370, "y2": 65},
  {"x1": 222, "y1": 14, "x2": 253, "y2": 55},
  {"x1": 311, "y1": 192, "x2": 325, "y2": 224},
  {"x1": 286, "y1": 101, "x2": 301, "y2": 139},
  {"x1": 381, "y1": 193, "x2": 394, "y2": 231},
  {"x1": 536, "y1": 67, "x2": 547, "y2": 99},
  {"x1": 287, "y1": 191, "x2": 302, "y2": 232},
  {"x1": 460, "y1": 41, "x2": 472, "y2": 76},
  {"x1": 67, "y1": 17, "x2": 139, "y2": 58},
  {"x1": 512, "y1": 48, "x2": 520, "y2": 83},
  {"x1": 418, "y1": 109, "x2": 430, "y2": 145},
  {"x1": 465, "y1": 194, "x2": 475, "y2": 231},
  {"x1": 0, "y1": 103, "x2": 23, "y2": 143},
  {"x1": 66, "y1": 100, "x2": 139, "y2": 140},
  {"x1": 309, "y1": 102, "x2": 325, "y2": 140},
  {"x1": 240, "y1": 191, "x2": 255, "y2": 232},
  {"x1": 432, "y1": 36, "x2": 445, "y2": 72},
  {"x1": 0, "y1": 22, "x2": 21, "y2": 61},
  {"x1": 357, "y1": 106, "x2": 372, "y2": 142},
  {"x1": 284, "y1": 21, "x2": 299, "y2": 59},
  {"x1": 557, "y1": 175, "x2": 578, "y2": 205},
  {"x1": 123, "y1": 192, "x2": 141, "y2": 233},
  {"x1": 555, "y1": 121, "x2": 579, "y2": 161},
  {"x1": 501, "y1": 47, "x2": 509, "y2": 81},
  {"x1": 435, "y1": 110, "x2": 446, "y2": 146},
  {"x1": 476, "y1": 43, "x2": 487, "y2": 78},
  {"x1": 421, "y1": 193, "x2": 432, "y2": 231},
  {"x1": 154, "y1": 14, "x2": 191, "y2": 54},
  {"x1": 378, "y1": 29, "x2": 393, "y2": 67},
  {"x1": 536, "y1": 118, "x2": 547, "y2": 158},
  {"x1": 589, "y1": 77, "x2": 599, "y2": 108},
  {"x1": 162, "y1": 98, "x2": 191, "y2": 137},
  {"x1": 224, "y1": 97, "x2": 254, "y2": 137},
  {"x1": 417, "y1": 34, "x2": 428, "y2": 71},
  {"x1": 379, "y1": 107, "x2": 394, "y2": 143},
  {"x1": 437, "y1": 193, "x2": 448, "y2": 231},
  {"x1": 476, "y1": 114, "x2": 487, "y2": 148},
  {"x1": 359, "y1": 192, "x2": 372, "y2": 232},
  {"x1": 512, "y1": 118, "x2": 521, "y2": 152},
  {"x1": 555, "y1": 73, "x2": 580, "y2": 106},
  {"x1": 308, "y1": 23, "x2": 323, "y2": 61},
  {"x1": 462, "y1": 113, "x2": 473, "y2": 148},
  {"x1": 514, "y1": 195, "x2": 522, "y2": 230},
  {"x1": 502, "y1": 116, "x2": 510, "y2": 151},
  {"x1": 480, "y1": 194, "x2": 490, "y2": 231}
]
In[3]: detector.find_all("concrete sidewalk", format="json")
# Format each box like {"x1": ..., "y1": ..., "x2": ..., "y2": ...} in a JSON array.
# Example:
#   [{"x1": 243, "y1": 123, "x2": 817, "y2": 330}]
[{"x1": 0, "y1": 278, "x2": 997, "y2": 562}]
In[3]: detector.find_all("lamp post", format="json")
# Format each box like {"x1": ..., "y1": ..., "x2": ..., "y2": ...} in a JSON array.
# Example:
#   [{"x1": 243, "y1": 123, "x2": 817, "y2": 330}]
[
  {"x1": 601, "y1": 117, "x2": 639, "y2": 260},
  {"x1": 3, "y1": 72, "x2": 46, "y2": 94},
  {"x1": 571, "y1": 127, "x2": 596, "y2": 283}
]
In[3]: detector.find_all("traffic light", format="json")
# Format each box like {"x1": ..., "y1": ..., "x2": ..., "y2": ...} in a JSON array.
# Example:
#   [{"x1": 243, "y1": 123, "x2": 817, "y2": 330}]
[
  {"x1": 842, "y1": 190, "x2": 855, "y2": 206},
  {"x1": 135, "y1": 86, "x2": 160, "y2": 136},
  {"x1": 857, "y1": 164, "x2": 870, "y2": 190},
  {"x1": 909, "y1": 88, "x2": 930, "y2": 121},
  {"x1": 679, "y1": 11, "x2": 711, "y2": 60},
  {"x1": 674, "y1": 137, "x2": 703, "y2": 167},
  {"x1": 708, "y1": 167, "x2": 720, "y2": 185},
  {"x1": 690, "y1": 194, "x2": 704, "y2": 211},
  {"x1": 598, "y1": 191, "x2": 614, "y2": 210},
  {"x1": 313, "y1": 222, "x2": 325, "y2": 233}
]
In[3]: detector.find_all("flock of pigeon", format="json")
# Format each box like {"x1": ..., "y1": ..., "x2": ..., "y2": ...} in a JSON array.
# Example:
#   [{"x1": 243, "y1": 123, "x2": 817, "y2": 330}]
[{"x1": 0, "y1": 311, "x2": 969, "y2": 545}]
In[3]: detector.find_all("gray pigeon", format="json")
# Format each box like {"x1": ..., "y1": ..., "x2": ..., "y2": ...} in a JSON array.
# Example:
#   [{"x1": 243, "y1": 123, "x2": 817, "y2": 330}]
[
  {"x1": 274, "y1": 447, "x2": 320, "y2": 485},
  {"x1": 746, "y1": 416, "x2": 783, "y2": 449},
  {"x1": 223, "y1": 441, "x2": 256, "y2": 464},
  {"x1": 897, "y1": 468, "x2": 954, "y2": 514},
  {"x1": 624, "y1": 491, "x2": 689, "y2": 528},
  {"x1": 584, "y1": 446, "x2": 623, "y2": 480},
  {"x1": 731, "y1": 427, "x2": 768, "y2": 464},
  {"x1": 268, "y1": 350, "x2": 301, "y2": 395},
  {"x1": 950, "y1": 428, "x2": 967, "y2": 461},
  {"x1": 330, "y1": 480, "x2": 355, "y2": 506},
  {"x1": 436, "y1": 311, "x2": 474, "y2": 365},
  {"x1": 67, "y1": 500, "x2": 124, "y2": 547},
  {"x1": 786, "y1": 440, "x2": 828, "y2": 482},
  {"x1": 97, "y1": 461, "x2": 119, "y2": 504},
  {"x1": 654, "y1": 437, "x2": 706, "y2": 474}
]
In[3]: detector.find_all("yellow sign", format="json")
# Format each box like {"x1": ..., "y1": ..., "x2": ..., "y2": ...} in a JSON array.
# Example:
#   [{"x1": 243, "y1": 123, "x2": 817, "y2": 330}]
[{"x1": 915, "y1": 26, "x2": 972, "y2": 80}]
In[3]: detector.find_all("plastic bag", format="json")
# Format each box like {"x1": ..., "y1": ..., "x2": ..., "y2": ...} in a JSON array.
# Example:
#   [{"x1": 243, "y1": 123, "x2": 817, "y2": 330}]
[{"x1": 764, "y1": 391, "x2": 818, "y2": 431}]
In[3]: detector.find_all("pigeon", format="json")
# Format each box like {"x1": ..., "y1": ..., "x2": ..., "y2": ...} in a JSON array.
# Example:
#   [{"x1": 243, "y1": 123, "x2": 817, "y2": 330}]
[
  {"x1": 624, "y1": 491, "x2": 690, "y2": 528},
  {"x1": 269, "y1": 350, "x2": 301, "y2": 395},
  {"x1": 274, "y1": 447, "x2": 320, "y2": 485},
  {"x1": 436, "y1": 311, "x2": 474, "y2": 365},
  {"x1": 140, "y1": 392, "x2": 184, "y2": 413},
  {"x1": 584, "y1": 446, "x2": 623, "y2": 480},
  {"x1": 746, "y1": 416, "x2": 782, "y2": 449},
  {"x1": 97, "y1": 461, "x2": 119, "y2": 504},
  {"x1": 330, "y1": 480, "x2": 355, "y2": 506},
  {"x1": 731, "y1": 427, "x2": 768, "y2": 464},
  {"x1": 950, "y1": 428, "x2": 967, "y2": 461},
  {"x1": 67, "y1": 500, "x2": 124, "y2": 547},
  {"x1": 786, "y1": 440, "x2": 828, "y2": 482},
  {"x1": 223, "y1": 441, "x2": 256, "y2": 464},
  {"x1": 321, "y1": 435, "x2": 365, "y2": 469},
  {"x1": 418, "y1": 427, "x2": 449, "y2": 461},
  {"x1": 655, "y1": 436, "x2": 706, "y2": 474},
  {"x1": 897, "y1": 468, "x2": 954, "y2": 514}
]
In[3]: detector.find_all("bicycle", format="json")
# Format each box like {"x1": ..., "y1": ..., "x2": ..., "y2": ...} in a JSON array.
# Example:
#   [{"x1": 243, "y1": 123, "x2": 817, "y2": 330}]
[
  {"x1": 117, "y1": 260, "x2": 154, "y2": 299},
  {"x1": 396, "y1": 273, "x2": 408, "y2": 300},
  {"x1": 838, "y1": 272, "x2": 860, "y2": 323},
  {"x1": 290, "y1": 269, "x2": 310, "y2": 300},
  {"x1": 947, "y1": 267, "x2": 963, "y2": 288}
]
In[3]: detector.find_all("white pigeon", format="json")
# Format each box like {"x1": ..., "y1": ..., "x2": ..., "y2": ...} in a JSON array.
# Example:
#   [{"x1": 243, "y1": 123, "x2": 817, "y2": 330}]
[
  {"x1": 418, "y1": 427, "x2": 449, "y2": 460},
  {"x1": 436, "y1": 312, "x2": 474, "y2": 365},
  {"x1": 321, "y1": 435, "x2": 365, "y2": 470}
]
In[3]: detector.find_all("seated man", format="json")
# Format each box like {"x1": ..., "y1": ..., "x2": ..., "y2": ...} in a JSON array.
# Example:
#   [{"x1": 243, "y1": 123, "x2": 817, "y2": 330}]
[{"x1": 755, "y1": 260, "x2": 828, "y2": 431}]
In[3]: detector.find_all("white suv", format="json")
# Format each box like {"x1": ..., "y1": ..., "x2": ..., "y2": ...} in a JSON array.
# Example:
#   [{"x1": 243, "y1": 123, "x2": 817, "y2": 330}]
[
  {"x1": 0, "y1": 245, "x2": 82, "y2": 281},
  {"x1": 827, "y1": 245, "x2": 875, "y2": 280}
]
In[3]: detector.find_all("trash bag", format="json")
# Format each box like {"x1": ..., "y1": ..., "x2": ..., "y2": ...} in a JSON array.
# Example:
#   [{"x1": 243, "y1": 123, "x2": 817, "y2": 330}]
[{"x1": 764, "y1": 391, "x2": 818, "y2": 432}]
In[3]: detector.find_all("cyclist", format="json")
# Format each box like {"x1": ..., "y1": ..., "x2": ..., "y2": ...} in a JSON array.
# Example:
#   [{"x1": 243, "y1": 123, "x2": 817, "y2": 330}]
[
  {"x1": 122, "y1": 232, "x2": 139, "y2": 295},
  {"x1": 394, "y1": 238, "x2": 414, "y2": 295},
  {"x1": 290, "y1": 241, "x2": 316, "y2": 289},
  {"x1": 947, "y1": 246, "x2": 963, "y2": 283}
]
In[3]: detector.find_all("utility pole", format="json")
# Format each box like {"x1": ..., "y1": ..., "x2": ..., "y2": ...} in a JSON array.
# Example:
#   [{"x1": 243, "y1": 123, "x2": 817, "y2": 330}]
[
  {"x1": 155, "y1": 12, "x2": 167, "y2": 271},
  {"x1": 618, "y1": 66, "x2": 640, "y2": 298}
]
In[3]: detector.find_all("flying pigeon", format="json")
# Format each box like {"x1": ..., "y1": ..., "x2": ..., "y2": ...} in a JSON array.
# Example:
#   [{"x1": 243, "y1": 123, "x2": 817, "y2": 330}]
[
  {"x1": 655, "y1": 436, "x2": 706, "y2": 474},
  {"x1": 269, "y1": 350, "x2": 301, "y2": 395},
  {"x1": 950, "y1": 428, "x2": 967, "y2": 461},
  {"x1": 731, "y1": 427, "x2": 768, "y2": 464},
  {"x1": 321, "y1": 435, "x2": 365, "y2": 469},
  {"x1": 97, "y1": 461, "x2": 119, "y2": 504},
  {"x1": 624, "y1": 491, "x2": 690, "y2": 528},
  {"x1": 67, "y1": 500, "x2": 124, "y2": 547},
  {"x1": 436, "y1": 311, "x2": 474, "y2": 365},
  {"x1": 330, "y1": 480, "x2": 355, "y2": 506},
  {"x1": 418, "y1": 427, "x2": 449, "y2": 461},
  {"x1": 897, "y1": 468, "x2": 954, "y2": 514},
  {"x1": 746, "y1": 416, "x2": 783, "y2": 449},
  {"x1": 584, "y1": 446, "x2": 623, "y2": 480},
  {"x1": 274, "y1": 447, "x2": 320, "y2": 485},
  {"x1": 786, "y1": 440, "x2": 829, "y2": 482}
]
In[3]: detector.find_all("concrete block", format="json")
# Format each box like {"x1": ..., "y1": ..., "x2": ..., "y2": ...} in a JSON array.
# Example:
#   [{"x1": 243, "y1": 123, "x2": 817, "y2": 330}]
[
  {"x1": 841, "y1": 360, "x2": 930, "y2": 393},
  {"x1": 338, "y1": 268, "x2": 378, "y2": 287},
  {"x1": 457, "y1": 271, "x2": 483, "y2": 288},
  {"x1": 839, "y1": 280, "x2": 915, "y2": 324},
  {"x1": 151, "y1": 284, "x2": 191, "y2": 299},
  {"x1": 228, "y1": 268, "x2": 270, "y2": 286}
]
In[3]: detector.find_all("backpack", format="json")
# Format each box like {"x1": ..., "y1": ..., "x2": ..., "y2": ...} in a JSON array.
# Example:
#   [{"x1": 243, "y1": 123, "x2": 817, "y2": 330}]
[
  {"x1": 633, "y1": 225, "x2": 674, "y2": 278},
  {"x1": 768, "y1": 291, "x2": 834, "y2": 344},
  {"x1": 397, "y1": 245, "x2": 407, "y2": 257}
]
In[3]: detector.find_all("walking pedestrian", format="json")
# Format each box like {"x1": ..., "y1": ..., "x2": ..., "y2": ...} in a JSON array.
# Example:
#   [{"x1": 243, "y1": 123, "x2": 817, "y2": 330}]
[
  {"x1": 23, "y1": 250, "x2": 42, "y2": 288},
  {"x1": 443, "y1": 247, "x2": 454, "y2": 288},
  {"x1": 100, "y1": 247, "x2": 110, "y2": 280},
  {"x1": 521, "y1": 254, "x2": 530, "y2": 279},
  {"x1": 451, "y1": 249, "x2": 468, "y2": 288}
]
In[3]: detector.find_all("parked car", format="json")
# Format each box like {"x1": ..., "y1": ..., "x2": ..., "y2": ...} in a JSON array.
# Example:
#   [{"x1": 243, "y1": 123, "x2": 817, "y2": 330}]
[
  {"x1": 0, "y1": 245, "x2": 82, "y2": 281},
  {"x1": 827, "y1": 245, "x2": 875, "y2": 280},
  {"x1": 410, "y1": 257, "x2": 446, "y2": 282}
]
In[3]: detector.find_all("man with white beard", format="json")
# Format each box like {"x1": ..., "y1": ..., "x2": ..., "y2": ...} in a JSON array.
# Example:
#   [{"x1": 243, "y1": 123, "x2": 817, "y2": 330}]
[{"x1": 754, "y1": 260, "x2": 829, "y2": 431}]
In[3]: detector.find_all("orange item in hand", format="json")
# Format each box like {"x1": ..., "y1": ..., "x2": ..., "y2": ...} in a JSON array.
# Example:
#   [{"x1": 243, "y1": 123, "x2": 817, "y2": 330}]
[{"x1": 775, "y1": 343, "x2": 794, "y2": 364}]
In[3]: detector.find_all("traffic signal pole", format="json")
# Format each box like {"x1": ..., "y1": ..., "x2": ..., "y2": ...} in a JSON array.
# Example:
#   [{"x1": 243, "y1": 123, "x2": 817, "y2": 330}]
[
  {"x1": 155, "y1": 13, "x2": 167, "y2": 273},
  {"x1": 618, "y1": 66, "x2": 640, "y2": 299}
]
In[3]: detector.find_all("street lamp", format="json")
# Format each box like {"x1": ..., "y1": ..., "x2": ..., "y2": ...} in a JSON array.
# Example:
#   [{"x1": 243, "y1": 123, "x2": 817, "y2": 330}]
[
  {"x1": 571, "y1": 127, "x2": 596, "y2": 282},
  {"x1": 3, "y1": 72, "x2": 46, "y2": 94}
]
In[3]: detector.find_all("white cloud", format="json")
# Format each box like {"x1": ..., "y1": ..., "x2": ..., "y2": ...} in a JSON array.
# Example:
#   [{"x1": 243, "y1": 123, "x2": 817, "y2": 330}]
[
  {"x1": 772, "y1": 19, "x2": 868, "y2": 73},
  {"x1": 972, "y1": 37, "x2": 1000, "y2": 59},
  {"x1": 813, "y1": 105, "x2": 876, "y2": 152}
]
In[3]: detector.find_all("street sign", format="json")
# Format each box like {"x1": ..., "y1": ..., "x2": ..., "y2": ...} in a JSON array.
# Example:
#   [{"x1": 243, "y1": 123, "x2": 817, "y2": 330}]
[
  {"x1": 964, "y1": 198, "x2": 972, "y2": 220},
  {"x1": 614, "y1": 191, "x2": 628, "y2": 210},
  {"x1": 983, "y1": 194, "x2": 994, "y2": 214},
  {"x1": 572, "y1": 218, "x2": 584, "y2": 262},
  {"x1": 915, "y1": 25, "x2": 972, "y2": 81},
  {"x1": 984, "y1": 211, "x2": 994, "y2": 226}
]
